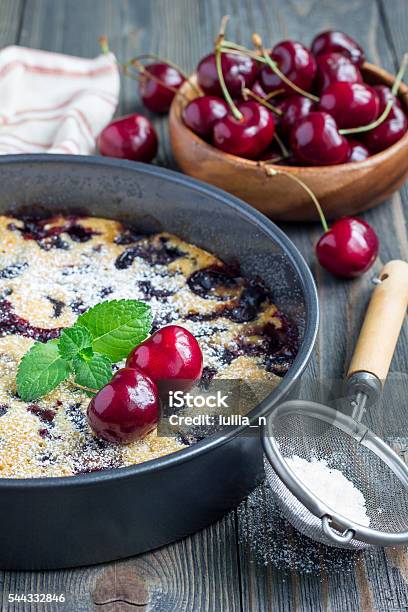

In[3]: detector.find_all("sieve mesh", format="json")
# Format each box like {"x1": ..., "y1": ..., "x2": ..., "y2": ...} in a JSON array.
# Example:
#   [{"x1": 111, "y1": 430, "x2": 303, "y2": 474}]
[
  {"x1": 264, "y1": 410, "x2": 408, "y2": 549},
  {"x1": 264, "y1": 459, "x2": 369, "y2": 549}
]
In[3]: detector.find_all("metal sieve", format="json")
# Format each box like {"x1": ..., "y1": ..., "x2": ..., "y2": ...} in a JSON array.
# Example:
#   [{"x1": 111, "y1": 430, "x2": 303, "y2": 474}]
[
  {"x1": 263, "y1": 400, "x2": 408, "y2": 549},
  {"x1": 262, "y1": 260, "x2": 408, "y2": 549}
]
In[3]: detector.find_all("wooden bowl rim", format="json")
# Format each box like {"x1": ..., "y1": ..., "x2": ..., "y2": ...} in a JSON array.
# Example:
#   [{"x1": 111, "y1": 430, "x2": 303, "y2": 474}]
[{"x1": 170, "y1": 62, "x2": 408, "y2": 175}]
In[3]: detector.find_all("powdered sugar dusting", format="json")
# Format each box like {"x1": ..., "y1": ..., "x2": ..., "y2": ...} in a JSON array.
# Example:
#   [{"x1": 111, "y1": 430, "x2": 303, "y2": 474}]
[{"x1": 286, "y1": 455, "x2": 370, "y2": 526}]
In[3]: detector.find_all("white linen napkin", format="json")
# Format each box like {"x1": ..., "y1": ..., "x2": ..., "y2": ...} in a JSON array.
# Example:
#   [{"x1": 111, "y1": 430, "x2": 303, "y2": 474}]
[{"x1": 0, "y1": 45, "x2": 119, "y2": 155}]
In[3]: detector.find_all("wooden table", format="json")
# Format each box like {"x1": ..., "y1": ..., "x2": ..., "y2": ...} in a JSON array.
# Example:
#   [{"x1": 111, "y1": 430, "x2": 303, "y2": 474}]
[{"x1": 1, "y1": 1, "x2": 407, "y2": 610}]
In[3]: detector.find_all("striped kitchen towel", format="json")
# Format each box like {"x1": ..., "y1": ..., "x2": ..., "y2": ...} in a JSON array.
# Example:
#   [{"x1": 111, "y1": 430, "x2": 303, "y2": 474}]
[{"x1": 0, "y1": 45, "x2": 120, "y2": 155}]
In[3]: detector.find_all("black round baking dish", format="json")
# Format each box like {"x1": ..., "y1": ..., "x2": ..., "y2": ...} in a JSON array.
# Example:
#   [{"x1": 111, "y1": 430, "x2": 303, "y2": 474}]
[{"x1": 0, "y1": 155, "x2": 318, "y2": 569}]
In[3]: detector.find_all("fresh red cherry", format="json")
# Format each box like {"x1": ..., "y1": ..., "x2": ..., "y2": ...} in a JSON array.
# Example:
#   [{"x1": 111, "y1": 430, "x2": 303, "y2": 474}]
[
  {"x1": 361, "y1": 105, "x2": 408, "y2": 153},
  {"x1": 251, "y1": 80, "x2": 268, "y2": 99},
  {"x1": 311, "y1": 31, "x2": 365, "y2": 66},
  {"x1": 279, "y1": 94, "x2": 314, "y2": 137},
  {"x1": 259, "y1": 41, "x2": 316, "y2": 95},
  {"x1": 315, "y1": 52, "x2": 363, "y2": 92},
  {"x1": 373, "y1": 84, "x2": 401, "y2": 113},
  {"x1": 87, "y1": 367, "x2": 159, "y2": 444},
  {"x1": 197, "y1": 52, "x2": 258, "y2": 98},
  {"x1": 182, "y1": 95, "x2": 228, "y2": 139},
  {"x1": 97, "y1": 113, "x2": 158, "y2": 162},
  {"x1": 347, "y1": 139, "x2": 370, "y2": 162},
  {"x1": 126, "y1": 325, "x2": 203, "y2": 396},
  {"x1": 213, "y1": 100, "x2": 275, "y2": 159},
  {"x1": 318, "y1": 82, "x2": 379, "y2": 129},
  {"x1": 139, "y1": 62, "x2": 185, "y2": 114},
  {"x1": 290, "y1": 111, "x2": 350, "y2": 165},
  {"x1": 316, "y1": 217, "x2": 379, "y2": 278}
]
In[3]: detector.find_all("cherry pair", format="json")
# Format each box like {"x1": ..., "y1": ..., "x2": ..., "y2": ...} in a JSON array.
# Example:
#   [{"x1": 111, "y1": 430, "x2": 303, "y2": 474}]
[{"x1": 88, "y1": 325, "x2": 203, "y2": 444}]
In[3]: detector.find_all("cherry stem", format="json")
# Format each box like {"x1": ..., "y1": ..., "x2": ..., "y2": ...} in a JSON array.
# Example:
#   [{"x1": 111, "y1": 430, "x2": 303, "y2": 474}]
[
  {"x1": 339, "y1": 53, "x2": 408, "y2": 135},
  {"x1": 124, "y1": 54, "x2": 201, "y2": 97},
  {"x1": 122, "y1": 64, "x2": 190, "y2": 102},
  {"x1": 273, "y1": 132, "x2": 289, "y2": 158},
  {"x1": 261, "y1": 154, "x2": 286, "y2": 163},
  {"x1": 220, "y1": 41, "x2": 267, "y2": 63},
  {"x1": 263, "y1": 166, "x2": 329, "y2": 232},
  {"x1": 242, "y1": 87, "x2": 282, "y2": 115},
  {"x1": 215, "y1": 16, "x2": 244, "y2": 121},
  {"x1": 252, "y1": 33, "x2": 320, "y2": 103},
  {"x1": 70, "y1": 380, "x2": 98, "y2": 395},
  {"x1": 264, "y1": 88, "x2": 285, "y2": 100},
  {"x1": 215, "y1": 14, "x2": 230, "y2": 43},
  {"x1": 98, "y1": 36, "x2": 110, "y2": 55}
]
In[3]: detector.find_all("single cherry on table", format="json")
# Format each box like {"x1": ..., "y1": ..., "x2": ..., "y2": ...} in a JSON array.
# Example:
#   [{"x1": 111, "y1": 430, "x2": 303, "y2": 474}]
[
  {"x1": 259, "y1": 40, "x2": 317, "y2": 95},
  {"x1": 126, "y1": 325, "x2": 203, "y2": 397},
  {"x1": 290, "y1": 111, "x2": 350, "y2": 165},
  {"x1": 212, "y1": 100, "x2": 275, "y2": 159},
  {"x1": 197, "y1": 52, "x2": 258, "y2": 98},
  {"x1": 87, "y1": 367, "x2": 159, "y2": 444},
  {"x1": 316, "y1": 217, "x2": 379, "y2": 278},
  {"x1": 311, "y1": 30, "x2": 365, "y2": 66},
  {"x1": 97, "y1": 113, "x2": 158, "y2": 163},
  {"x1": 183, "y1": 95, "x2": 228, "y2": 138},
  {"x1": 139, "y1": 62, "x2": 185, "y2": 114}
]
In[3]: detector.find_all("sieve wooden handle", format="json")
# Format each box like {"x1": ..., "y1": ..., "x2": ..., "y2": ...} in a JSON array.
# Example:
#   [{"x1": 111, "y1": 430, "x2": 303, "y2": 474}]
[{"x1": 347, "y1": 260, "x2": 408, "y2": 383}]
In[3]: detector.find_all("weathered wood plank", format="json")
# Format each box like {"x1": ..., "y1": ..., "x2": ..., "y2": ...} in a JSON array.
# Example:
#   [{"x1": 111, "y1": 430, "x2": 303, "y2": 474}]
[
  {"x1": 0, "y1": 1, "x2": 42, "y2": 606},
  {"x1": 232, "y1": 1, "x2": 408, "y2": 611},
  {"x1": 3, "y1": 2, "x2": 243, "y2": 611},
  {"x1": 1, "y1": 0, "x2": 407, "y2": 610},
  {"x1": 0, "y1": 0, "x2": 25, "y2": 47}
]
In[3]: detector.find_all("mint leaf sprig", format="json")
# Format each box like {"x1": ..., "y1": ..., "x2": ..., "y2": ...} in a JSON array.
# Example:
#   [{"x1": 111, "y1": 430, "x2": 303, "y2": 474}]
[{"x1": 16, "y1": 299, "x2": 152, "y2": 401}]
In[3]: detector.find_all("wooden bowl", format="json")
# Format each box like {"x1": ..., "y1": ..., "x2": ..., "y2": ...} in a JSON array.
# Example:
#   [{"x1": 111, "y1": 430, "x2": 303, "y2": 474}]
[{"x1": 169, "y1": 63, "x2": 408, "y2": 221}]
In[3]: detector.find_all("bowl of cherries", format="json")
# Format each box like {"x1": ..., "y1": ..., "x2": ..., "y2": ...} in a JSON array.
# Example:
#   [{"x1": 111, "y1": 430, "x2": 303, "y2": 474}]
[{"x1": 169, "y1": 27, "x2": 408, "y2": 221}]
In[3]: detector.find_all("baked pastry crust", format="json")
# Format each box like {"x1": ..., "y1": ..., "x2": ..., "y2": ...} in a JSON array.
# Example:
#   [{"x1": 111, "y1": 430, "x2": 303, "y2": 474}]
[{"x1": 0, "y1": 214, "x2": 297, "y2": 478}]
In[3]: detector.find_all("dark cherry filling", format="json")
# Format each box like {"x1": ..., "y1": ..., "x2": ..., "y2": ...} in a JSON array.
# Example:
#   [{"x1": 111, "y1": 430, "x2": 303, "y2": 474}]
[
  {"x1": 0, "y1": 405, "x2": 7, "y2": 417},
  {"x1": 0, "y1": 288, "x2": 12, "y2": 300},
  {"x1": 39, "y1": 235, "x2": 70, "y2": 251},
  {"x1": 0, "y1": 300, "x2": 61, "y2": 341},
  {"x1": 39, "y1": 428, "x2": 52, "y2": 439},
  {"x1": 66, "y1": 402, "x2": 87, "y2": 432},
  {"x1": 199, "y1": 366, "x2": 218, "y2": 388},
  {"x1": 187, "y1": 266, "x2": 238, "y2": 300},
  {"x1": 65, "y1": 224, "x2": 98, "y2": 243},
  {"x1": 150, "y1": 312, "x2": 174, "y2": 334},
  {"x1": 186, "y1": 266, "x2": 272, "y2": 323},
  {"x1": 229, "y1": 281, "x2": 270, "y2": 323},
  {"x1": 0, "y1": 262, "x2": 28, "y2": 279},
  {"x1": 114, "y1": 226, "x2": 147, "y2": 245},
  {"x1": 39, "y1": 451, "x2": 56, "y2": 463},
  {"x1": 47, "y1": 296, "x2": 65, "y2": 318},
  {"x1": 263, "y1": 315, "x2": 299, "y2": 376},
  {"x1": 98, "y1": 286, "x2": 114, "y2": 298},
  {"x1": 70, "y1": 299, "x2": 87, "y2": 315},
  {"x1": 138, "y1": 280, "x2": 174, "y2": 300},
  {"x1": 115, "y1": 238, "x2": 185, "y2": 270},
  {"x1": 7, "y1": 215, "x2": 99, "y2": 247},
  {"x1": 177, "y1": 431, "x2": 204, "y2": 446},
  {"x1": 27, "y1": 404, "x2": 56, "y2": 424}
]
